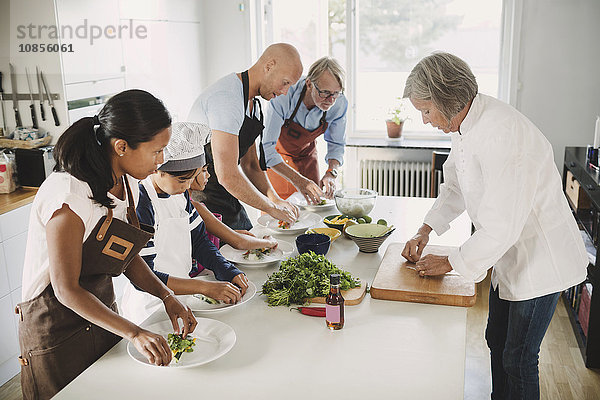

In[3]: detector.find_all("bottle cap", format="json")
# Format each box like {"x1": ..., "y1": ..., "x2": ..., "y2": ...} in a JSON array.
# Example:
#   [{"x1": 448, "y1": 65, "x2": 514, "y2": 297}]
[{"x1": 330, "y1": 274, "x2": 341, "y2": 285}]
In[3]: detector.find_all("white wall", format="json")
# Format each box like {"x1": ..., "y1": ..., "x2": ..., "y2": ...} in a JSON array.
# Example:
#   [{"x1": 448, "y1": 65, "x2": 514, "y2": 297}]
[
  {"x1": 1, "y1": 0, "x2": 68, "y2": 140},
  {"x1": 119, "y1": 0, "x2": 206, "y2": 122},
  {"x1": 55, "y1": 0, "x2": 206, "y2": 125},
  {"x1": 200, "y1": 0, "x2": 254, "y2": 91},
  {"x1": 515, "y1": 0, "x2": 600, "y2": 172}
]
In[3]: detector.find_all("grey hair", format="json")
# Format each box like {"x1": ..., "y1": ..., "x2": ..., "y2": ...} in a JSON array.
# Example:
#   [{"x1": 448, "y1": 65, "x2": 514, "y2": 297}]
[
  {"x1": 306, "y1": 57, "x2": 345, "y2": 91},
  {"x1": 403, "y1": 52, "x2": 477, "y2": 122}
]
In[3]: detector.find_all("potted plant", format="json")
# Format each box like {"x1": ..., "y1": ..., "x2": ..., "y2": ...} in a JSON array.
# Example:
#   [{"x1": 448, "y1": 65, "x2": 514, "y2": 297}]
[{"x1": 385, "y1": 99, "x2": 408, "y2": 138}]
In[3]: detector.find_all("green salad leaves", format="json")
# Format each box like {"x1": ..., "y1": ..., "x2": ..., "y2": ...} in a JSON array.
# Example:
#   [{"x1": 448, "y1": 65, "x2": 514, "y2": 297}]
[
  {"x1": 262, "y1": 251, "x2": 360, "y2": 306},
  {"x1": 167, "y1": 333, "x2": 196, "y2": 362}
]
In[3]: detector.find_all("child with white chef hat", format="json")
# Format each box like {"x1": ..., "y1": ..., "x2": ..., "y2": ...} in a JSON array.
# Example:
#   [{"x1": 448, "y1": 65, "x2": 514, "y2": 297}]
[{"x1": 121, "y1": 122, "x2": 249, "y2": 323}]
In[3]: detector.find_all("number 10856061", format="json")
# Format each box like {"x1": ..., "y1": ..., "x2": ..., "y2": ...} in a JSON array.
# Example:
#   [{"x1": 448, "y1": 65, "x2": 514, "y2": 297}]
[{"x1": 18, "y1": 43, "x2": 74, "y2": 52}]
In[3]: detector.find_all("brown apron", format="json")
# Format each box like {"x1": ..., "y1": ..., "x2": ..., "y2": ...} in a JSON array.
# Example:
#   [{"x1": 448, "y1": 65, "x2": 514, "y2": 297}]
[
  {"x1": 16, "y1": 177, "x2": 154, "y2": 400},
  {"x1": 266, "y1": 84, "x2": 329, "y2": 199}
]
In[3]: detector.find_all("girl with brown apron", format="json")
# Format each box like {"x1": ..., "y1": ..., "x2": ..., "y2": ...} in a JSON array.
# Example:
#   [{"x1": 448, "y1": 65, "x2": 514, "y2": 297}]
[
  {"x1": 17, "y1": 90, "x2": 196, "y2": 400},
  {"x1": 266, "y1": 84, "x2": 328, "y2": 199}
]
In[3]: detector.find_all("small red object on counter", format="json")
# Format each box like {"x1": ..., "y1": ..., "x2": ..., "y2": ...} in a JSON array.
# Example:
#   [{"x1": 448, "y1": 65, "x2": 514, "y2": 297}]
[{"x1": 291, "y1": 307, "x2": 326, "y2": 317}]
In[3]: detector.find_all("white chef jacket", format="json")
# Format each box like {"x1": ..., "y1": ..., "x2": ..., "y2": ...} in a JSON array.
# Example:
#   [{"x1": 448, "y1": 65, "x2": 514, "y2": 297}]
[{"x1": 424, "y1": 93, "x2": 587, "y2": 301}]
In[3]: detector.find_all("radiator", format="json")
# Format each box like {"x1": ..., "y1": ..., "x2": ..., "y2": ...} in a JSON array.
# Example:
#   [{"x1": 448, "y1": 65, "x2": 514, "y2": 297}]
[{"x1": 360, "y1": 160, "x2": 435, "y2": 197}]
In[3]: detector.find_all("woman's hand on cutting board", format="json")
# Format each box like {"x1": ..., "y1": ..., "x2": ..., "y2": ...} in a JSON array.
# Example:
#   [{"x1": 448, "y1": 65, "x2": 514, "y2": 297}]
[
  {"x1": 402, "y1": 224, "x2": 432, "y2": 262},
  {"x1": 415, "y1": 255, "x2": 452, "y2": 277}
]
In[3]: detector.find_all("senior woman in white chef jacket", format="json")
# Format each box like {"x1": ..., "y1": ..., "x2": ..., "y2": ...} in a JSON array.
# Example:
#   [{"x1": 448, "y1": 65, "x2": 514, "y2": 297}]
[
  {"x1": 121, "y1": 122, "x2": 248, "y2": 324},
  {"x1": 401, "y1": 52, "x2": 587, "y2": 400}
]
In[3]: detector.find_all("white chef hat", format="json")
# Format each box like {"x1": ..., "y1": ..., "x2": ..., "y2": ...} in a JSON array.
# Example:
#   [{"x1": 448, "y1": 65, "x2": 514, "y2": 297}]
[{"x1": 159, "y1": 122, "x2": 212, "y2": 172}]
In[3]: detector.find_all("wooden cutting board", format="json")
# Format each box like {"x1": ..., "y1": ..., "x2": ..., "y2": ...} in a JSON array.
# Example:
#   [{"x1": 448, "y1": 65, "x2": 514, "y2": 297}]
[
  {"x1": 307, "y1": 280, "x2": 367, "y2": 306},
  {"x1": 370, "y1": 243, "x2": 476, "y2": 307}
]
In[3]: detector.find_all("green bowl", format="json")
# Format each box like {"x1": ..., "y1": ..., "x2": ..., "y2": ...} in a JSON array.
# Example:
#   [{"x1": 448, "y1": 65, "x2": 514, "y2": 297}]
[{"x1": 345, "y1": 223, "x2": 393, "y2": 253}]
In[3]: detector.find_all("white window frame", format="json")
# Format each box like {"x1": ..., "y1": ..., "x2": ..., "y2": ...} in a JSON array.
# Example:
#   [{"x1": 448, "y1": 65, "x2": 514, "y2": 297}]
[{"x1": 254, "y1": 0, "x2": 522, "y2": 137}]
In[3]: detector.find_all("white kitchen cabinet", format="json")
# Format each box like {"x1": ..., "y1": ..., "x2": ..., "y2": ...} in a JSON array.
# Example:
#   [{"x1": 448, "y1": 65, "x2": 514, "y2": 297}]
[
  {"x1": 0, "y1": 294, "x2": 20, "y2": 386},
  {"x1": 0, "y1": 204, "x2": 32, "y2": 386},
  {"x1": 0, "y1": 246, "x2": 9, "y2": 298},
  {"x1": 0, "y1": 295, "x2": 18, "y2": 365},
  {"x1": 0, "y1": 204, "x2": 31, "y2": 241},
  {"x1": 4, "y1": 233, "x2": 28, "y2": 290},
  {"x1": 10, "y1": 288, "x2": 22, "y2": 349},
  {"x1": 56, "y1": 0, "x2": 125, "y2": 84}
]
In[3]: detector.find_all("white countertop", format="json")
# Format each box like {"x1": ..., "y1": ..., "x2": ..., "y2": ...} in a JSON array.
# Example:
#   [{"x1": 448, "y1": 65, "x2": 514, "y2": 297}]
[{"x1": 55, "y1": 196, "x2": 471, "y2": 400}]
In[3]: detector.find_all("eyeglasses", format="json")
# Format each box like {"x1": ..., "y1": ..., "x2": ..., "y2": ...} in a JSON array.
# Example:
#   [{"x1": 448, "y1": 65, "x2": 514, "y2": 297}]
[{"x1": 313, "y1": 82, "x2": 343, "y2": 100}]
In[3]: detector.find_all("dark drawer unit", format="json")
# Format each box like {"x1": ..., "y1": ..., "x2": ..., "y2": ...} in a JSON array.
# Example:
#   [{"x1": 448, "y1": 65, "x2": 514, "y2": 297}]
[{"x1": 563, "y1": 146, "x2": 600, "y2": 368}]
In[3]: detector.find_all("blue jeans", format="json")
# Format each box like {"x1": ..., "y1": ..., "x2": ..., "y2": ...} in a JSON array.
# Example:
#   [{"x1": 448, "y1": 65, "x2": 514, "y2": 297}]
[{"x1": 485, "y1": 285, "x2": 559, "y2": 400}]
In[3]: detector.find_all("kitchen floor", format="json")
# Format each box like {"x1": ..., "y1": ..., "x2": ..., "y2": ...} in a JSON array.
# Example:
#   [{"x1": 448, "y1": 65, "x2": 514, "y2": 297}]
[
  {"x1": 2, "y1": 274, "x2": 600, "y2": 400},
  {"x1": 465, "y1": 273, "x2": 600, "y2": 399}
]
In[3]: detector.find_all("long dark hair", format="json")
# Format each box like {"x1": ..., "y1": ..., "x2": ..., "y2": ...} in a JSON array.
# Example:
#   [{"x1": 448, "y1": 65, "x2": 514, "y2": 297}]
[{"x1": 54, "y1": 89, "x2": 172, "y2": 208}]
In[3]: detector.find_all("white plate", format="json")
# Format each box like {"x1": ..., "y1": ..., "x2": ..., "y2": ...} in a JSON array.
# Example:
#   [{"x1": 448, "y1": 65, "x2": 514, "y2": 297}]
[
  {"x1": 287, "y1": 191, "x2": 336, "y2": 212},
  {"x1": 127, "y1": 317, "x2": 236, "y2": 368},
  {"x1": 182, "y1": 279, "x2": 257, "y2": 313},
  {"x1": 257, "y1": 211, "x2": 321, "y2": 234},
  {"x1": 219, "y1": 241, "x2": 293, "y2": 266}
]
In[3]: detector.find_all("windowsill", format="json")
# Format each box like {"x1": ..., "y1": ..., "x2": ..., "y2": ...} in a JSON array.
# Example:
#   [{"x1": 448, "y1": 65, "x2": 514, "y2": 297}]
[{"x1": 346, "y1": 131, "x2": 451, "y2": 150}]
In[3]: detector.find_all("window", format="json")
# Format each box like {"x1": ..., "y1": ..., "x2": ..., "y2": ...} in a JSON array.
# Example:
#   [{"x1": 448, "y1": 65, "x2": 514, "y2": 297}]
[
  {"x1": 265, "y1": 0, "x2": 346, "y2": 73},
  {"x1": 262, "y1": 0, "x2": 503, "y2": 137}
]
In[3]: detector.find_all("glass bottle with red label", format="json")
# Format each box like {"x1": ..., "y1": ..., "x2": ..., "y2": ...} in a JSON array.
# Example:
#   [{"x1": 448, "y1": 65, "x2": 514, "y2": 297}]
[{"x1": 326, "y1": 273, "x2": 344, "y2": 330}]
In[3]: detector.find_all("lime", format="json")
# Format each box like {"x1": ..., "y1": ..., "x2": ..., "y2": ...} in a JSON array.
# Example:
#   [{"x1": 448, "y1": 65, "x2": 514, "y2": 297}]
[
  {"x1": 363, "y1": 215, "x2": 372, "y2": 223},
  {"x1": 377, "y1": 219, "x2": 388, "y2": 226},
  {"x1": 357, "y1": 217, "x2": 366, "y2": 224}
]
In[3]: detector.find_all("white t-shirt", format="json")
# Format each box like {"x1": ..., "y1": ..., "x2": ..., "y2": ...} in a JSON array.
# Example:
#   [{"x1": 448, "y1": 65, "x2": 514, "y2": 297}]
[
  {"x1": 187, "y1": 73, "x2": 254, "y2": 135},
  {"x1": 21, "y1": 172, "x2": 139, "y2": 302}
]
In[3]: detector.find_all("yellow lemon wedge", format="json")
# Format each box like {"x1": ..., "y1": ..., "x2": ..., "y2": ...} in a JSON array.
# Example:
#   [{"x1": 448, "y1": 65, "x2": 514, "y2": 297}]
[{"x1": 343, "y1": 219, "x2": 359, "y2": 238}]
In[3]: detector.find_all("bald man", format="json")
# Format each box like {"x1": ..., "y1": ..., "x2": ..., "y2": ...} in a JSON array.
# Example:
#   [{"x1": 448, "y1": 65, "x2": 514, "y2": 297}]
[{"x1": 188, "y1": 43, "x2": 303, "y2": 230}]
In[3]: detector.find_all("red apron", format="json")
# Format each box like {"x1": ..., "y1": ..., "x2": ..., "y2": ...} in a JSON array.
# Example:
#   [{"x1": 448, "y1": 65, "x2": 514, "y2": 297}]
[{"x1": 266, "y1": 84, "x2": 328, "y2": 199}]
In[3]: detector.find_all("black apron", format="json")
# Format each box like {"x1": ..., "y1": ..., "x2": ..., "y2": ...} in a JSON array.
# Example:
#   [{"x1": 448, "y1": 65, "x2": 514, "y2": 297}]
[
  {"x1": 196, "y1": 70, "x2": 266, "y2": 230},
  {"x1": 16, "y1": 177, "x2": 154, "y2": 400}
]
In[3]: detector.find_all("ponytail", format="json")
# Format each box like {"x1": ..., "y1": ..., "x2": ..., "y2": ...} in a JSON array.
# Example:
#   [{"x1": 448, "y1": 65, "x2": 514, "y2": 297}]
[{"x1": 53, "y1": 89, "x2": 171, "y2": 208}]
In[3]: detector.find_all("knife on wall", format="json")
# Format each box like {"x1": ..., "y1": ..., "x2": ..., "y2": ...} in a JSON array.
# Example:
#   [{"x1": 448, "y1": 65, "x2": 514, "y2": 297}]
[
  {"x1": 36, "y1": 67, "x2": 45, "y2": 121},
  {"x1": 0, "y1": 71, "x2": 7, "y2": 135},
  {"x1": 25, "y1": 68, "x2": 38, "y2": 129},
  {"x1": 40, "y1": 70, "x2": 59, "y2": 126},
  {"x1": 9, "y1": 63, "x2": 22, "y2": 128}
]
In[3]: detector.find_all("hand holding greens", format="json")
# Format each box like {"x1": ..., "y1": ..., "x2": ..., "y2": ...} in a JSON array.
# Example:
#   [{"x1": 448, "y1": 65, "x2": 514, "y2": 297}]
[{"x1": 167, "y1": 333, "x2": 196, "y2": 362}]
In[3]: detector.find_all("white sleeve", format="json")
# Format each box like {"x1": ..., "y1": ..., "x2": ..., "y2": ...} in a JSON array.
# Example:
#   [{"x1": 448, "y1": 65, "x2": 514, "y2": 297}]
[{"x1": 38, "y1": 174, "x2": 94, "y2": 227}]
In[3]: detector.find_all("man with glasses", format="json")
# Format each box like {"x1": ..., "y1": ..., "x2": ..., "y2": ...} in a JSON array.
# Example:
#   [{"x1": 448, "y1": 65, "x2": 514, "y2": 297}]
[{"x1": 263, "y1": 57, "x2": 348, "y2": 203}]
